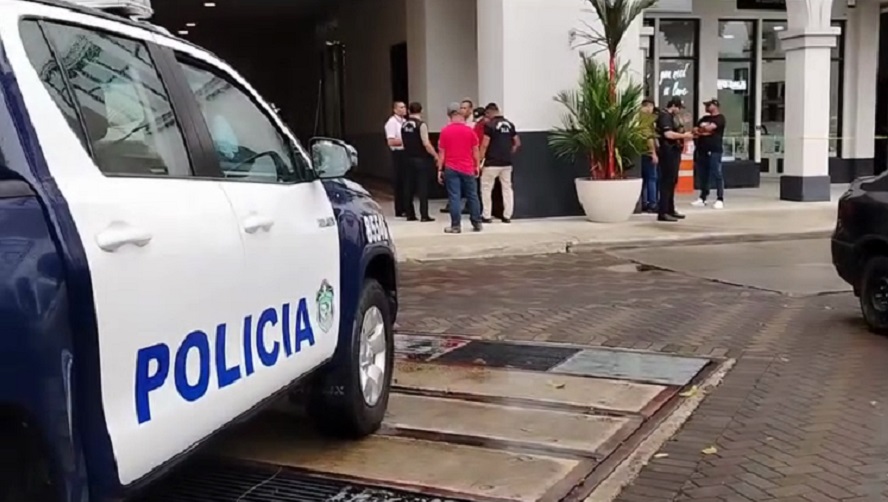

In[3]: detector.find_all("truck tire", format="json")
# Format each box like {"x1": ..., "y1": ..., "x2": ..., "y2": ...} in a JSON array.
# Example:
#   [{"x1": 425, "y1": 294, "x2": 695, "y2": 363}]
[
  {"x1": 308, "y1": 279, "x2": 394, "y2": 438},
  {"x1": 860, "y1": 255, "x2": 888, "y2": 335},
  {"x1": 0, "y1": 420, "x2": 56, "y2": 502}
]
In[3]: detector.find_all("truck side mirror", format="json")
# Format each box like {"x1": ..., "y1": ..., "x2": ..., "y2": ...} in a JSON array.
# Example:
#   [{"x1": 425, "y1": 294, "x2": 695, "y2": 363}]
[{"x1": 310, "y1": 137, "x2": 358, "y2": 179}]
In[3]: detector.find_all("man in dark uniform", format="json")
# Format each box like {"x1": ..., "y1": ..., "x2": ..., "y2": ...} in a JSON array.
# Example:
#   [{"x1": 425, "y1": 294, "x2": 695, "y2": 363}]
[
  {"x1": 400, "y1": 102, "x2": 439, "y2": 222},
  {"x1": 655, "y1": 97, "x2": 694, "y2": 222},
  {"x1": 480, "y1": 103, "x2": 520, "y2": 223}
]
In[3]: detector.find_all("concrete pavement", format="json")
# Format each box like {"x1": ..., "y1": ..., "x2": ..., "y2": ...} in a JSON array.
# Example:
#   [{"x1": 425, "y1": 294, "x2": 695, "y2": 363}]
[
  {"x1": 611, "y1": 238, "x2": 851, "y2": 296},
  {"x1": 387, "y1": 182, "x2": 846, "y2": 262}
]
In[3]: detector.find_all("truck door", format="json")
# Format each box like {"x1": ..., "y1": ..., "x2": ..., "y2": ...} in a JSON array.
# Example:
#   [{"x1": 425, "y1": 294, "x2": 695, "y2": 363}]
[
  {"x1": 163, "y1": 48, "x2": 341, "y2": 395},
  {"x1": 6, "y1": 14, "x2": 247, "y2": 485}
]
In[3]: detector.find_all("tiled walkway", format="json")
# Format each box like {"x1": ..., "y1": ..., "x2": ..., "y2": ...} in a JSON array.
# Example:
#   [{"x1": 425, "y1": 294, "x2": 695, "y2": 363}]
[{"x1": 395, "y1": 252, "x2": 888, "y2": 501}]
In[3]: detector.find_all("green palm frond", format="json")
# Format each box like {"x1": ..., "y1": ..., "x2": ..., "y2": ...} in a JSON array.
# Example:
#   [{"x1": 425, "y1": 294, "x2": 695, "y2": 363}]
[
  {"x1": 569, "y1": 0, "x2": 658, "y2": 55},
  {"x1": 549, "y1": 56, "x2": 654, "y2": 177}
]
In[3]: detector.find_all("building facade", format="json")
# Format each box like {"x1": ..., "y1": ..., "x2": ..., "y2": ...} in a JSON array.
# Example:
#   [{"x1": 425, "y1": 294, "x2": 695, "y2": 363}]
[
  {"x1": 334, "y1": 0, "x2": 882, "y2": 215},
  {"x1": 145, "y1": 0, "x2": 884, "y2": 217},
  {"x1": 643, "y1": 0, "x2": 879, "y2": 197}
]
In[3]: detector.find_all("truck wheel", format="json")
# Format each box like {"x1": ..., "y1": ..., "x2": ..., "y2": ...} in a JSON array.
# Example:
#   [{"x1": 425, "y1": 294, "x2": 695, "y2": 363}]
[
  {"x1": 0, "y1": 420, "x2": 56, "y2": 501},
  {"x1": 308, "y1": 279, "x2": 394, "y2": 438},
  {"x1": 860, "y1": 256, "x2": 888, "y2": 335}
]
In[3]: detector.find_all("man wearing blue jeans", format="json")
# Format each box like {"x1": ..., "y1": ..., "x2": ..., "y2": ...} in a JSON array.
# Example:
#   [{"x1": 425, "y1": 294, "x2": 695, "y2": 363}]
[
  {"x1": 692, "y1": 99, "x2": 727, "y2": 209},
  {"x1": 438, "y1": 102, "x2": 482, "y2": 233},
  {"x1": 640, "y1": 99, "x2": 659, "y2": 213}
]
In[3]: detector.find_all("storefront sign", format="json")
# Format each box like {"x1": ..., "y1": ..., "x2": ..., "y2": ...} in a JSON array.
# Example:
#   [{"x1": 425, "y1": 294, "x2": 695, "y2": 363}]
[
  {"x1": 737, "y1": 0, "x2": 786, "y2": 10},
  {"x1": 659, "y1": 61, "x2": 692, "y2": 99},
  {"x1": 718, "y1": 79, "x2": 748, "y2": 91}
]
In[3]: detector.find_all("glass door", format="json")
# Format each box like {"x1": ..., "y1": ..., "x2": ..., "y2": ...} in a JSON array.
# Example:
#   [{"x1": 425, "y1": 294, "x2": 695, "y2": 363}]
[{"x1": 717, "y1": 20, "x2": 757, "y2": 163}]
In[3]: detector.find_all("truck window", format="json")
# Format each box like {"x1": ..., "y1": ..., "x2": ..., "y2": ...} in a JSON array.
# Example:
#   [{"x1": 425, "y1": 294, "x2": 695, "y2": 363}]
[
  {"x1": 19, "y1": 20, "x2": 191, "y2": 178},
  {"x1": 18, "y1": 20, "x2": 89, "y2": 153},
  {"x1": 176, "y1": 57, "x2": 311, "y2": 184}
]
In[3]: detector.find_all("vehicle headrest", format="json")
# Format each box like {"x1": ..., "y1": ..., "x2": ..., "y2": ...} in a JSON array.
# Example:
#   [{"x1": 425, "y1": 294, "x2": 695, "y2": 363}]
[{"x1": 80, "y1": 87, "x2": 108, "y2": 144}]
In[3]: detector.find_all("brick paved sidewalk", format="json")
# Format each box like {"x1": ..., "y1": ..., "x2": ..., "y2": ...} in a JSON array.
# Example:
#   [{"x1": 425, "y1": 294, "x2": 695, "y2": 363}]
[{"x1": 396, "y1": 253, "x2": 888, "y2": 501}]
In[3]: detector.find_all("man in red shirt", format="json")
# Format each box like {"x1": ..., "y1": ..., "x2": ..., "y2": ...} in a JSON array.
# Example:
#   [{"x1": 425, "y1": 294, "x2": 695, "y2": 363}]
[
  {"x1": 473, "y1": 107, "x2": 488, "y2": 142},
  {"x1": 438, "y1": 102, "x2": 482, "y2": 233}
]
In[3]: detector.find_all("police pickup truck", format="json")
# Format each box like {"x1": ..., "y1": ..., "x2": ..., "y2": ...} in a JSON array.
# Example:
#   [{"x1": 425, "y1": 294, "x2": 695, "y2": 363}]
[{"x1": 0, "y1": 0, "x2": 398, "y2": 500}]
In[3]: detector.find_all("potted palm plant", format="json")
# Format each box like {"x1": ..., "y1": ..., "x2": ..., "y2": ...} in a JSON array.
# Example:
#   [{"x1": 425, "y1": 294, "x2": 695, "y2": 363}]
[{"x1": 549, "y1": 0, "x2": 656, "y2": 223}]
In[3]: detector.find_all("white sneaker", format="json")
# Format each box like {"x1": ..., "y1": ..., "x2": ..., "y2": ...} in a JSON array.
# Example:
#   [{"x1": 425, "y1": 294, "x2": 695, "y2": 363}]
[
  {"x1": 713, "y1": 200, "x2": 724, "y2": 209},
  {"x1": 691, "y1": 199, "x2": 706, "y2": 208}
]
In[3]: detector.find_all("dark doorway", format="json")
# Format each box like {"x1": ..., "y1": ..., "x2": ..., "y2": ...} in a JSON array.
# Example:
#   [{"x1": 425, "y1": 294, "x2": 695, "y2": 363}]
[
  {"x1": 318, "y1": 39, "x2": 346, "y2": 138},
  {"x1": 875, "y1": 12, "x2": 888, "y2": 175},
  {"x1": 390, "y1": 42, "x2": 408, "y2": 103}
]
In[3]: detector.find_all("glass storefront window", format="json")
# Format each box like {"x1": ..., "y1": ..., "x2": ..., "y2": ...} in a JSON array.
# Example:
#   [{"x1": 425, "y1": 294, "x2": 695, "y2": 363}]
[
  {"x1": 658, "y1": 60, "x2": 695, "y2": 112},
  {"x1": 761, "y1": 21, "x2": 785, "y2": 59},
  {"x1": 654, "y1": 19, "x2": 699, "y2": 118},
  {"x1": 657, "y1": 19, "x2": 696, "y2": 57},
  {"x1": 760, "y1": 20, "x2": 844, "y2": 163},
  {"x1": 718, "y1": 20, "x2": 755, "y2": 161},
  {"x1": 719, "y1": 20, "x2": 754, "y2": 59}
]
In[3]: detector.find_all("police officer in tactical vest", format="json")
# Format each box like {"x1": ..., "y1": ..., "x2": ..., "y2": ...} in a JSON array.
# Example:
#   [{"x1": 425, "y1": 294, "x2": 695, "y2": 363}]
[
  {"x1": 655, "y1": 97, "x2": 694, "y2": 222},
  {"x1": 401, "y1": 102, "x2": 439, "y2": 222}
]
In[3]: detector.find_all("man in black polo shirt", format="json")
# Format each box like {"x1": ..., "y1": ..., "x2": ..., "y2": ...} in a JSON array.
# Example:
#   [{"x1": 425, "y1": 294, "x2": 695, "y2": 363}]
[
  {"x1": 656, "y1": 97, "x2": 694, "y2": 222},
  {"x1": 400, "y1": 102, "x2": 439, "y2": 222},
  {"x1": 479, "y1": 103, "x2": 521, "y2": 223},
  {"x1": 691, "y1": 98, "x2": 727, "y2": 209}
]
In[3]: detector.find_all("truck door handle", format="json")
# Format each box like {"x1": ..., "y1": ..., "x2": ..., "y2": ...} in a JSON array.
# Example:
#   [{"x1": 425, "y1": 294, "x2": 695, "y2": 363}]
[
  {"x1": 96, "y1": 223, "x2": 153, "y2": 252},
  {"x1": 243, "y1": 214, "x2": 274, "y2": 234}
]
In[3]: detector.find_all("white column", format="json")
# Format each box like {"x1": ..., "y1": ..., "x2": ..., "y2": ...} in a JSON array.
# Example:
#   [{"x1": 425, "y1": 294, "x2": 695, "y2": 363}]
[
  {"x1": 406, "y1": 0, "x2": 478, "y2": 130},
  {"x1": 477, "y1": 0, "x2": 644, "y2": 132},
  {"x1": 842, "y1": 0, "x2": 880, "y2": 162},
  {"x1": 779, "y1": 0, "x2": 838, "y2": 201},
  {"x1": 639, "y1": 24, "x2": 654, "y2": 98}
]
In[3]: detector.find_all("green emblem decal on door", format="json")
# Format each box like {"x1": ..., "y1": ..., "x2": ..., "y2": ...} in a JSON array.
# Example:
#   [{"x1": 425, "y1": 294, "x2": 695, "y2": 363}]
[{"x1": 316, "y1": 280, "x2": 335, "y2": 333}]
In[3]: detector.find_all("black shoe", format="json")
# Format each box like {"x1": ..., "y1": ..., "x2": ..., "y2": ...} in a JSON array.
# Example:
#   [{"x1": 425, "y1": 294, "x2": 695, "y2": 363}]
[
  {"x1": 444, "y1": 226, "x2": 462, "y2": 234},
  {"x1": 481, "y1": 218, "x2": 494, "y2": 224},
  {"x1": 440, "y1": 206, "x2": 450, "y2": 213},
  {"x1": 501, "y1": 218, "x2": 512, "y2": 224},
  {"x1": 406, "y1": 216, "x2": 418, "y2": 222},
  {"x1": 670, "y1": 212, "x2": 686, "y2": 220},
  {"x1": 472, "y1": 222, "x2": 483, "y2": 232},
  {"x1": 421, "y1": 216, "x2": 435, "y2": 222},
  {"x1": 658, "y1": 214, "x2": 679, "y2": 222}
]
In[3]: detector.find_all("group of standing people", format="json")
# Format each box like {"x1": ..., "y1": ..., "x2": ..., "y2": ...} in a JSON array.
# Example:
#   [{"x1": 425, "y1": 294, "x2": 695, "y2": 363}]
[
  {"x1": 385, "y1": 98, "x2": 520, "y2": 233},
  {"x1": 640, "y1": 97, "x2": 727, "y2": 222}
]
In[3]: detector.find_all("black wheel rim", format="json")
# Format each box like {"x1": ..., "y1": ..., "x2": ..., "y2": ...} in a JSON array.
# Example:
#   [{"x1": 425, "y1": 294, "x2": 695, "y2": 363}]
[{"x1": 872, "y1": 275, "x2": 888, "y2": 313}]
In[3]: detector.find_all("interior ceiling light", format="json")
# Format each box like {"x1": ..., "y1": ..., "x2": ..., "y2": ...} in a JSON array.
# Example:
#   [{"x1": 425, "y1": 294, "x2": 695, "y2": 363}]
[
  {"x1": 186, "y1": 22, "x2": 197, "y2": 27},
  {"x1": 204, "y1": 2, "x2": 216, "y2": 6},
  {"x1": 178, "y1": 30, "x2": 189, "y2": 35}
]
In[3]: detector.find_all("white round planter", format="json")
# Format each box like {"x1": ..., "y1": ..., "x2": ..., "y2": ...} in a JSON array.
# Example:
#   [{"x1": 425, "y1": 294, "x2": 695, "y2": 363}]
[{"x1": 574, "y1": 177, "x2": 643, "y2": 223}]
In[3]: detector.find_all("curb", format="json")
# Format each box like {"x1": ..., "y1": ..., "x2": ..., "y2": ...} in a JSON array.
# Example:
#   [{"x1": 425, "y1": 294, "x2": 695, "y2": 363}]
[
  {"x1": 395, "y1": 230, "x2": 832, "y2": 263},
  {"x1": 585, "y1": 358, "x2": 737, "y2": 502}
]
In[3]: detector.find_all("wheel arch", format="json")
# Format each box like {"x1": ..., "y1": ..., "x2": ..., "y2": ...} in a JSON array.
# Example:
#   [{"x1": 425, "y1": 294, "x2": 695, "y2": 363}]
[{"x1": 362, "y1": 249, "x2": 398, "y2": 324}]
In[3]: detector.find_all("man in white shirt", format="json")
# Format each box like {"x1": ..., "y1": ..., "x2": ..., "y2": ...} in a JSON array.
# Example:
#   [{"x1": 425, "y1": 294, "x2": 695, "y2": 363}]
[
  {"x1": 460, "y1": 98, "x2": 475, "y2": 129},
  {"x1": 385, "y1": 101, "x2": 408, "y2": 216}
]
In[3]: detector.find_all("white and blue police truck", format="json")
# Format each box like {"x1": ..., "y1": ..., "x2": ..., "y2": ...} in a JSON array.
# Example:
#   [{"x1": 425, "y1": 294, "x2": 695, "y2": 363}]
[{"x1": 0, "y1": 0, "x2": 398, "y2": 500}]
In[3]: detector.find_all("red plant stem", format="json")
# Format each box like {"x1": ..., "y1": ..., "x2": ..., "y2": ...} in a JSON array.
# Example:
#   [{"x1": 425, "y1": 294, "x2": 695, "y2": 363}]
[{"x1": 606, "y1": 53, "x2": 617, "y2": 179}]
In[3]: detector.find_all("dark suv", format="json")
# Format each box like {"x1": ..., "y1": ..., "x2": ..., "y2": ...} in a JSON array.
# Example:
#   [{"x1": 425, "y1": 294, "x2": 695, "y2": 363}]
[{"x1": 832, "y1": 173, "x2": 888, "y2": 333}]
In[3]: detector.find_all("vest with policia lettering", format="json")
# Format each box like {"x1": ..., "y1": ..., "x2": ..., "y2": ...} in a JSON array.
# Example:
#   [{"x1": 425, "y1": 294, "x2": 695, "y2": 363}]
[{"x1": 401, "y1": 117, "x2": 433, "y2": 160}]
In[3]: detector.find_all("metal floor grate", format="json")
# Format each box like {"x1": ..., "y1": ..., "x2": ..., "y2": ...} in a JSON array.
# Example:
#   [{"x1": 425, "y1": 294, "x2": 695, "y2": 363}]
[
  {"x1": 433, "y1": 341, "x2": 581, "y2": 371},
  {"x1": 133, "y1": 459, "x2": 458, "y2": 502}
]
